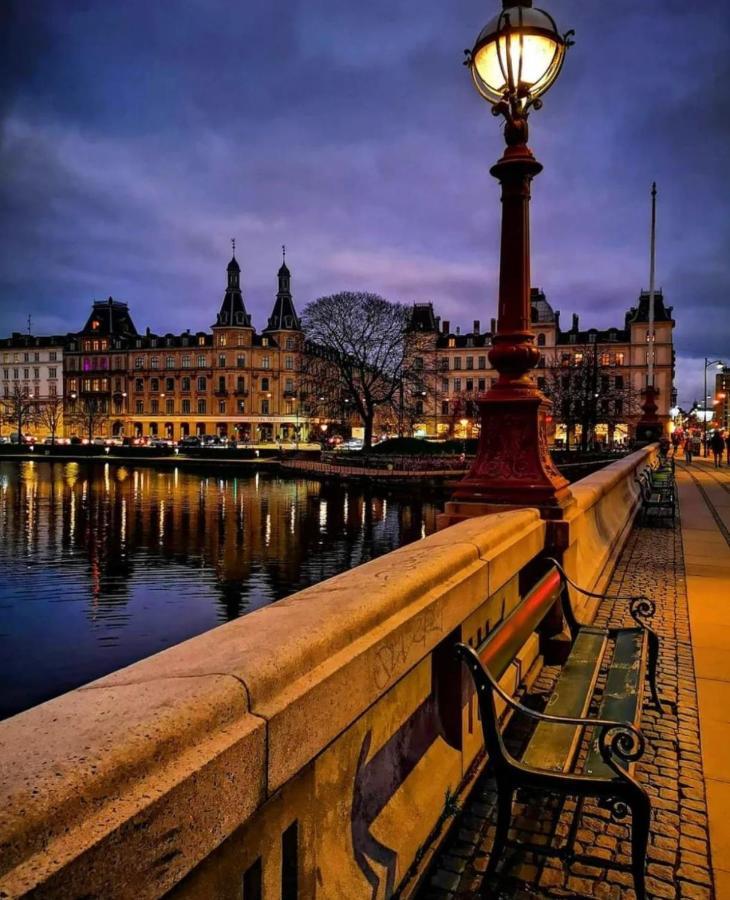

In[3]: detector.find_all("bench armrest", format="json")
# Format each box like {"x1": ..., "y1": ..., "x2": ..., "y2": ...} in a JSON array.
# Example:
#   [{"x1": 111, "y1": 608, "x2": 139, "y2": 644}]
[
  {"x1": 455, "y1": 643, "x2": 646, "y2": 776},
  {"x1": 544, "y1": 557, "x2": 656, "y2": 625}
]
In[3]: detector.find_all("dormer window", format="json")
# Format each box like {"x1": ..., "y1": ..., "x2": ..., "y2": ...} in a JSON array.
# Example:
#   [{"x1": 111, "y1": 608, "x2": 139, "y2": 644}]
[
  {"x1": 285, "y1": 317, "x2": 293, "y2": 328},
  {"x1": 91, "y1": 320, "x2": 100, "y2": 331},
  {"x1": 236, "y1": 312, "x2": 244, "y2": 325},
  {"x1": 262, "y1": 337, "x2": 269, "y2": 347},
  {"x1": 221, "y1": 312, "x2": 228, "y2": 324}
]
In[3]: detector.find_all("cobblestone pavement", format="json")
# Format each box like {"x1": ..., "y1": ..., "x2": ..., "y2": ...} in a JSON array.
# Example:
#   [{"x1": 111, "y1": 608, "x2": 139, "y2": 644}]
[{"x1": 417, "y1": 514, "x2": 714, "y2": 900}]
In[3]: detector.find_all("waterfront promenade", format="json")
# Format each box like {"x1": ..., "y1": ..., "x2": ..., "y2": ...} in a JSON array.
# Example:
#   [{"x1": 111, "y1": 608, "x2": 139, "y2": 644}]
[{"x1": 420, "y1": 455, "x2": 730, "y2": 900}]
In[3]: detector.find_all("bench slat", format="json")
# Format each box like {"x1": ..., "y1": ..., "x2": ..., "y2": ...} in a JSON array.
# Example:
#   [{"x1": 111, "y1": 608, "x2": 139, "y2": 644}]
[
  {"x1": 522, "y1": 629, "x2": 606, "y2": 773},
  {"x1": 583, "y1": 628, "x2": 645, "y2": 779}
]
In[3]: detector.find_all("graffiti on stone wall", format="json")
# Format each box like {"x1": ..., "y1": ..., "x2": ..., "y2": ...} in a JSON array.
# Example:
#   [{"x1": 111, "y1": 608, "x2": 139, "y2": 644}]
[{"x1": 352, "y1": 634, "x2": 461, "y2": 899}]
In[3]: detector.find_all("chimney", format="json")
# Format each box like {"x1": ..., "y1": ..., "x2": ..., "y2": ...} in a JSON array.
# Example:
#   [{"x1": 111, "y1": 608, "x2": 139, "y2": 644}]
[
  {"x1": 456, "y1": 326, "x2": 461, "y2": 335},
  {"x1": 490, "y1": 318, "x2": 496, "y2": 334},
  {"x1": 554, "y1": 311, "x2": 560, "y2": 329},
  {"x1": 572, "y1": 313, "x2": 579, "y2": 331},
  {"x1": 442, "y1": 320, "x2": 450, "y2": 334},
  {"x1": 146, "y1": 326, "x2": 151, "y2": 336},
  {"x1": 473, "y1": 319, "x2": 480, "y2": 334}
]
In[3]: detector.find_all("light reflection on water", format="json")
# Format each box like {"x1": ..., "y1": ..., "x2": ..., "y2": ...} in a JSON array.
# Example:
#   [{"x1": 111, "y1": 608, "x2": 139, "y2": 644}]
[{"x1": 0, "y1": 460, "x2": 441, "y2": 719}]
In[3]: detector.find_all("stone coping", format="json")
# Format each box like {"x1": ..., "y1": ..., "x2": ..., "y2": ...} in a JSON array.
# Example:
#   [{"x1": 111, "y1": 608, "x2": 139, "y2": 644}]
[{"x1": 568, "y1": 443, "x2": 656, "y2": 515}]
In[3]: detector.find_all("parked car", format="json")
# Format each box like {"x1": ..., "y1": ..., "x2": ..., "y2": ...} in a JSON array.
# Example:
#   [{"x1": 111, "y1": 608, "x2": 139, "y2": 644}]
[
  {"x1": 149, "y1": 438, "x2": 174, "y2": 449},
  {"x1": 337, "y1": 439, "x2": 364, "y2": 451},
  {"x1": 122, "y1": 436, "x2": 143, "y2": 447},
  {"x1": 179, "y1": 436, "x2": 201, "y2": 449},
  {"x1": 42, "y1": 436, "x2": 70, "y2": 445},
  {"x1": 0, "y1": 436, "x2": 11, "y2": 445},
  {"x1": 200, "y1": 435, "x2": 228, "y2": 449}
]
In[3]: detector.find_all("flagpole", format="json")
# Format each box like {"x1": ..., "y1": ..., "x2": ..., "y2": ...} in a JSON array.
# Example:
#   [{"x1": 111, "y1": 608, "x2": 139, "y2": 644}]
[{"x1": 647, "y1": 182, "x2": 657, "y2": 387}]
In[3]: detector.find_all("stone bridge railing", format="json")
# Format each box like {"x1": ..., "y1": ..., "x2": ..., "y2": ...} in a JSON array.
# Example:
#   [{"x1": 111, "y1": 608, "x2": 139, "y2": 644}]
[{"x1": 0, "y1": 445, "x2": 658, "y2": 899}]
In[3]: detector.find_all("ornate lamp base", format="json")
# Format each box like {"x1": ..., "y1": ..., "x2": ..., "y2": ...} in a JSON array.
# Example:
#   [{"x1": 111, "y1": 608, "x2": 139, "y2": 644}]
[
  {"x1": 443, "y1": 393, "x2": 573, "y2": 524},
  {"x1": 635, "y1": 385, "x2": 661, "y2": 444}
]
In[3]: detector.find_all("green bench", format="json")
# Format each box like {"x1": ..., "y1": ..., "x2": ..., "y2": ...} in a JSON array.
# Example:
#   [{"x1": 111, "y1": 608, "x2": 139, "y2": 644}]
[
  {"x1": 456, "y1": 558, "x2": 663, "y2": 900},
  {"x1": 636, "y1": 464, "x2": 676, "y2": 525}
]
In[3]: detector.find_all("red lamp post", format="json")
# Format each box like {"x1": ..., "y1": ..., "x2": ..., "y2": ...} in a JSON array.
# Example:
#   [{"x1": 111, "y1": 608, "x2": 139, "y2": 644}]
[{"x1": 450, "y1": 0, "x2": 574, "y2": 517}]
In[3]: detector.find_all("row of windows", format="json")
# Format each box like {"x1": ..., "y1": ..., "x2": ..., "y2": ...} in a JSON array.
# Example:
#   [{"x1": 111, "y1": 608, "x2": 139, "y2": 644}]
[
  {"x1": 216, "y1": 334, "x2": 297, "y2": 350},
  {"x1": 446, "y1": 337, "x2": 491, "y2": 349},
  {"x1": 1, "y1": 384, "x2": 58, "y2": 398},
  {"x1": 564, "y1": 352, "x2": 626, "y2": 366},
  {"x1": 67, "y1": 356, "x2": 126, "y2": 371},
  {"x1": 2, "y1": 368, "x2": 58, "y2": 380},
  {"x1": 130, "y1": 353, "x2": 293, "y2": 370},
  {"x1": 132, "y1": 399, "x2": 279, "y2": 416},
  {"x1": 131, "y1": 375, "x2": 296, "y2": 393},
  {"x1": 441, "y1": 377, "x2": 490, "y2": 394},
  {"x1": 440, "y1": 355, "x2": 490, "y2": 372},
  {"x1": 1, "y1": 351, "x2": 58, "y2": 364}
]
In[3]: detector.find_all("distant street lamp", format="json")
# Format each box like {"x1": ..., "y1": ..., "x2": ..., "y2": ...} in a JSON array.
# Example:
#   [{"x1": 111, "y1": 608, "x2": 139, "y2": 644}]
[
  {"x1": 459, "y1": 417, "x2": 469, "y2": 454},
  {"x1": 453, "y1": 0, "x2": 574, "y2": 514},
  {"x1": 703, "y1": 359, "x2": 724, "y2": 454}
]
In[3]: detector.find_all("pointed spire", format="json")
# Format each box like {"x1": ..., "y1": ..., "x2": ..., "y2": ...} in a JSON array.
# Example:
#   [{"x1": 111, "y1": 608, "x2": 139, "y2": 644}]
[
  {"x1": 266, "y1": 253, "x2": 300, "y2": 333},
  {"x1": 215, "y1": 248, "x2": 250, "y2": 328}
]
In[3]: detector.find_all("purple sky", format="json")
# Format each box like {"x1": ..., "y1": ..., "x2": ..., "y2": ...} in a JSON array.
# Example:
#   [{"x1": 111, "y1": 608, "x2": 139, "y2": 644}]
[{"x1": 1, "y1": 0, "x2": 728, "y2": 408}]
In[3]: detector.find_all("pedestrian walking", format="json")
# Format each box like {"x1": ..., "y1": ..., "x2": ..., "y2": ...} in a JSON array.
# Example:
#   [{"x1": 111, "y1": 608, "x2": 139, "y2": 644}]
[
  {"x1": 710, "y1": 431, "x2": 725, "y2": 468},
  {"x1": 684, "y1": 436, "x2": 693, "y2": 465}
]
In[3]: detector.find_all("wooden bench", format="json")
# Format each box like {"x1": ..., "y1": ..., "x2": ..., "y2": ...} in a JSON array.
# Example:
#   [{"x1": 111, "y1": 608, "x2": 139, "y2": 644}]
[{"x1": 456, "y1": 558, "x2": 663, "y2": 900}]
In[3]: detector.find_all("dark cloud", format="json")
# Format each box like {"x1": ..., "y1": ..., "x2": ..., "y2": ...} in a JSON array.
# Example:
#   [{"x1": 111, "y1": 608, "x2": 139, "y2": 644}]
[{"x1": 0, "y1": 0, "x2": 728, "y2": 407}]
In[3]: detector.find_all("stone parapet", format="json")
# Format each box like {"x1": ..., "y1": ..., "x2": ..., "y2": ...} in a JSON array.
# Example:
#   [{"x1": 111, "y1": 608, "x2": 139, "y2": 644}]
[
  {"x1": 0, "y1": 447, "x2": 657, "y2": 898},
  {"x1": 553, "y1": 444, "x2": 659, "y2": 618}
]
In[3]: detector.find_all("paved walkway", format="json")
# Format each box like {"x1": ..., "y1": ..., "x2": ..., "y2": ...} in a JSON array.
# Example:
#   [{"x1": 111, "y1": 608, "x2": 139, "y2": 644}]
[
  {"x1": 418, "y1": 457, "x2": 730, "y2": 899},
  {"x1": 676, "y1": 456, "x2": 730, "y2": 899}
]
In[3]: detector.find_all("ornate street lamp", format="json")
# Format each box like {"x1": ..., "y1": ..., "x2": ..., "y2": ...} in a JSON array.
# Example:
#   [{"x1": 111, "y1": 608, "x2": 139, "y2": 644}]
[{"x1": 451, "y1": 0, "x2": 574, "y2": 515}]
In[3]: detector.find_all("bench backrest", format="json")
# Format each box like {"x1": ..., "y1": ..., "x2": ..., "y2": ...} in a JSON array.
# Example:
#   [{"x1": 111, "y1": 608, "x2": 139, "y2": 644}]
[{"x1": 462, "y1": 567, "x2": 563, "y2": 770}]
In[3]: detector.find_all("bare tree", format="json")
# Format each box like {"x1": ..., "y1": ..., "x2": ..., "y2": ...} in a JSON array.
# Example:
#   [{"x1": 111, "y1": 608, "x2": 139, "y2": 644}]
[
  {"x1": 36, "y1": 395, "x2": 65, "y2": 445},
  {"x1": 301, "y1": 292, "x2": 415, "y2": 449},
  {"x1": 542, "y1": 346, "x2": 641, "y2": 450},
  {"x1": 1, "y1": 384, "x2": 37, "y2": 442},
  {"x1": 67, "y1": 397, "x2": 109, "y2": 442}
]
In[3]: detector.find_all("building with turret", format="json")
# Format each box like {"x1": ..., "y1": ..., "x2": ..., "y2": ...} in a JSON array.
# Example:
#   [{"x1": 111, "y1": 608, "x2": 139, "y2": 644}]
[
  {"x1": 61, "y1": 252, "x2": 315, "y2": 443},
  {"x1": 406, "y1": 288, "x2": 675, "y2": 444}
]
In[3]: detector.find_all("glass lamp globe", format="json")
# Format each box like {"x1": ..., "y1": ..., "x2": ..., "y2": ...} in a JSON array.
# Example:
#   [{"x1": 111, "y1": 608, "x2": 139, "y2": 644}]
[{"x1": 468, "y1": 1, "x2": 569, "y2": 108}]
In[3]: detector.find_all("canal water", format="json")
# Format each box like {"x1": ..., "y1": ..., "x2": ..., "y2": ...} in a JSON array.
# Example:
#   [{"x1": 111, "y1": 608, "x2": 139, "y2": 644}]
[{"x1": 0, "y1": 460, "x2": 442, "y2": 720}]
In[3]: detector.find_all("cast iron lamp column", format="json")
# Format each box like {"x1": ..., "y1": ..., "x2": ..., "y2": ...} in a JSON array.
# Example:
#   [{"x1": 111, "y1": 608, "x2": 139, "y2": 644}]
[{"x1": 451, "y1": 0, "x2": 574, "y2": 515}]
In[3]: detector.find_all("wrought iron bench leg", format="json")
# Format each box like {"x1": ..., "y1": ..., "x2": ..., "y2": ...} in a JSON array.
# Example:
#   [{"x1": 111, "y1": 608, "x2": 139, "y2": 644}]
[
  {"x1": 629, "y1": 786, "x2": 651, "y2": 900},
  {"x1": 646, "y1": 627, "x2": 662, "y2": 711},
  {"x1": 486, "y1": 782, "x2": 514, "y2": 878}
]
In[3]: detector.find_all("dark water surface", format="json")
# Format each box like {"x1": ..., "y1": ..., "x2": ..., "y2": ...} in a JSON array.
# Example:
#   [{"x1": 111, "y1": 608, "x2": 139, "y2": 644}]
[{"x1": 0, "y1": 460, "x2": 441, "y2": 719}]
